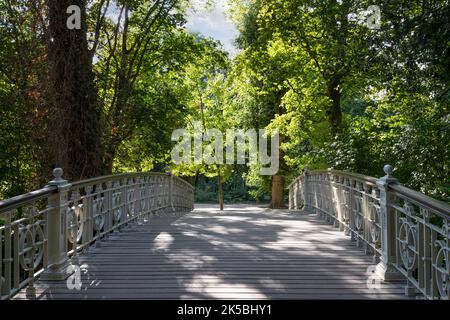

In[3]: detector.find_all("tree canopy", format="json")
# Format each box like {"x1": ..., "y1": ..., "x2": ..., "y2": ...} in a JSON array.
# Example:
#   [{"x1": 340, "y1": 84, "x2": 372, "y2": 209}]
[{"x1": 0, "y1": 0, "x2": 448, "y2": 205}]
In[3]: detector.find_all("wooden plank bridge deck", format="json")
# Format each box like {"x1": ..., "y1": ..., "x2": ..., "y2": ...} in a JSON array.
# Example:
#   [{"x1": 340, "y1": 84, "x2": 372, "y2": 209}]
[{"x1": 14, "y1": 204, "x2": 408, "y2": 300}]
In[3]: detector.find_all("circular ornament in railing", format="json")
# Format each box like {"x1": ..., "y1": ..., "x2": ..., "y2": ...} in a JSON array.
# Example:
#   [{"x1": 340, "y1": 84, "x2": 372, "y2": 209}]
[
  {"x1": 354, "y1": 212, "x2": 363, "y2": 231},
  {"x1": 93, "y1": 200, "x2": 105, "y2": 231},
  {"x1": 353, "y1": 197, "x2": 363, "y2": 231},
  {"x1": 371, "y1": 188, "x2": 378, "y2": 198},
  {"x1": 112, "y1": 192, "x2": 122, "y2": 223},
  {"x1": 398, "y1": 219, "x2": 418, "y2": 271},
  {"x1": 369, "y1": 204, "x2": 381, "y2": 244},
  {"x1": 342, "y1": 206, "x2": 350, "y2": 221},
  {"x1": 343, "y1": 190, "x2": 350, "y2": 204},
  {"x1": 67, "y1": 205, "x2": 83, "y2": 244},
  {"x1": 114, "y1": 206, "x2": 123, "y2": 223},
  {"x1": 94, "y1": 213, "x2": 105, "y2": 232},
  {"x1": 128, "y1": 202, "x2": 135, "y2": 217},
  {"x1": 18, "y1": 223, "x2": 45, "y2": 271},
  {"x1": 434, "y1": 240, "x2": 449, "y2": 299},
  {"x1": 126, "y1": 189, "x2": 135, "y2": 215},
  {"x1": 93, "y1": 195, "x2": 104, "y2": 213},
  {"x1": 140, "y1": 188, "x2": 146, "y2": 211}
]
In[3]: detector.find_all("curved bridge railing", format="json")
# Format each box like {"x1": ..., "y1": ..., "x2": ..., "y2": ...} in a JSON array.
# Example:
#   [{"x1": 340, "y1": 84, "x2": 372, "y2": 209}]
[
  {"x1": 0, "y1": 169, "x2": 194, "y2": 300},
  {"x1": 289, "y1": 165, "x2": 450, "y2": 300}
]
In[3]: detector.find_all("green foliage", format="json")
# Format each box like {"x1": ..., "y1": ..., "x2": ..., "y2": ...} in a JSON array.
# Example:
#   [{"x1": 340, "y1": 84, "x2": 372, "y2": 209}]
[
  {"x1": 0, "y1": 0, "x2": 46, "y2": 198},
  {"x1": 195, "y1": 167, "x2": 270, "y2": 203},
  {"x1": 0, "y1": 0, "x2": 448, "y2": 205},
  {"x1": 227, "y1": 0, "x2": 450, "y2": 202}
]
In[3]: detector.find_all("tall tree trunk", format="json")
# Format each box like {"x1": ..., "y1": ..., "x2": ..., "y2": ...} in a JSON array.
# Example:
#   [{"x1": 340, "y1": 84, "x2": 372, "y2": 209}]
[
  {"x1": 45, "y1": 0, "x2": 102, "y2": 181},
  {"x1": 218, "y1": 169, "x2": 224, "y2": 211},
  {"x1": 103, "y1": 143, "x2": 116, "y2": 174},
  {"x1": 271, "y1": 175, "x2": 285, "y2": 208},
  {"x1": 270, "y1": 136, "x2": 285, "y2": 209},
  {"x1": 326, "y1": 78, "x2": 342, "y2": 136},
  {"x1": 270, "y1": 91, "x2": 286, "y2": 209}
]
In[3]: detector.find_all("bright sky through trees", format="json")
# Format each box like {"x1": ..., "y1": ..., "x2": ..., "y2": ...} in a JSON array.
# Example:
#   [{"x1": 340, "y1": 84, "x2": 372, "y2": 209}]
[{"x1": 185, "y1": 0, "x2": 239, "y2": 57}]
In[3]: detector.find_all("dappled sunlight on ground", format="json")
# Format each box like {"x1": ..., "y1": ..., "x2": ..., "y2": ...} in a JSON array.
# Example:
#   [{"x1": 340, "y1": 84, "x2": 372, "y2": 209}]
[
  {"x1": 13, "y1": 204, "x2": 408, "y2": 300},
  {"x1": 182, "y1": 275, "x2": 268, "y2": 299}
]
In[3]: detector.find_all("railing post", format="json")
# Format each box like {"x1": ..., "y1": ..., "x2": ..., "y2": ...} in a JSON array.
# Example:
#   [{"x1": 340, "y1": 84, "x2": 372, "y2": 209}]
[
  {"x1": 375, "y1": 165, "x2": 403, "y2": 281},
  {"x1": 40, "y1": 168, "x2": 71, "y2": 281},
  {"x1": 168, "y1": 168, "x2": 175, "y2": 211}
]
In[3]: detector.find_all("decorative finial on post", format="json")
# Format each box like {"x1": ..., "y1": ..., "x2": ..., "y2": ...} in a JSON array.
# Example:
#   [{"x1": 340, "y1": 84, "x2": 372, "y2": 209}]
[
  {"x1": 53, "y1": 168, "x2": 63, "y2": 181},
  {"x1": 47, "y1": 167, "x2": 69, "y2": 186},
  {"x1": 383, "y1": 164, "x2": 393, "y2": 178},
  {"x1": 379, "y1": 164, "x2": 397, "y2": 184}
]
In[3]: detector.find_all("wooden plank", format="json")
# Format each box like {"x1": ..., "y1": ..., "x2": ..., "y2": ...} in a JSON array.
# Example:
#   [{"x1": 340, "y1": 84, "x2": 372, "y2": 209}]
[
  {"x1": 37, "y1": 280, "x2": 403, "y2": 286},
  {"x1": 35, "y1": 283, "x2": 405, "y2": 290},
  {"x1": 13, "y1": 205, "x2": 410, "y2": 300},
  {"x1": 13, "y1": 293, "x2": 409, "y2": 300}
]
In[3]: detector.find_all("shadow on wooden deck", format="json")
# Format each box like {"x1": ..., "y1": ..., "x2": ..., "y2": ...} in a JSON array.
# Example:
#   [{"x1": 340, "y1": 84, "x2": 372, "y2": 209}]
[{"x1": 14, "y1": 204, "x2": 409, "y2": 300}]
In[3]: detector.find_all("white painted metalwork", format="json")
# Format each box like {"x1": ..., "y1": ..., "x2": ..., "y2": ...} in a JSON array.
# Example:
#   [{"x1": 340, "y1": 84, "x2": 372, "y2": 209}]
[
  {"x1": 0, "y1": 169, "x2": 194, "y2": 300},
  {"x1": 289, "y1": 165, "x2": 450, "y2": 300}
]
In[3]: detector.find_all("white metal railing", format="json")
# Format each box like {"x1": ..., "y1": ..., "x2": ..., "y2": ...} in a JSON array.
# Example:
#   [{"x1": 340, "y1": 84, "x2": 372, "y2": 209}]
[
  {"x1": 0, "y1": 168, "x2": 194, "y2": 300},
  {"x1": 289, "y1": 165, "x2": 450, "y2": 300}
]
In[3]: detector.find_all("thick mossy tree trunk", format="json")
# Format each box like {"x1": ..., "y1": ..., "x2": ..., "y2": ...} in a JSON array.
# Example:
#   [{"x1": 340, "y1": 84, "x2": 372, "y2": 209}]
[{"x1": 45, "y1": 0, "x2": 102, "y2": 181}]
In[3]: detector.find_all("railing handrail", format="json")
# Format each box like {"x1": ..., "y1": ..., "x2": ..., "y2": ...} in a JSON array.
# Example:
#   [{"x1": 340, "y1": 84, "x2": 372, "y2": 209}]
[
  {"x1": 71, "y1": 172, "x2": 161, "y2": 188},
  {"x1": 288, "y1": 169, "x2": 378, "y2": 189},
  {"x1": 0, "y1": 186, "x2": 58, "y2": 215},
  {"x1": 388, "y1": 183, "x2": 450, "y2": 218},
  {"x1": 71, "y1": 172, "x2": 193, "y2": 190},
  {"x1": 0, "y1": 172, "x2": 194, "y2": 216},
  {"x1": 289, "y1": 168, "x2": 449, "y2": 218}
]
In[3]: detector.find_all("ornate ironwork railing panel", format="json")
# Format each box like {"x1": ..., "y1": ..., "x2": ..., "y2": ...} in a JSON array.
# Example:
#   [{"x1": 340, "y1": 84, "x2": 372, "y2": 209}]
[
  {"x1": 0, "y1": 187, "x2": 56, "y2": 300},
  {"x1": 0, "y1": 169, "x2": 194, "y2": 300},
  {"x1": 289, "y1": 170, "x2": 381, "y2": 259},
  {"x1": 289, "y1": 166, "x2": 450, "y2": 300},
  {"x1": 389, "y1": 184, "x2": 450, "y2": 299}
]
